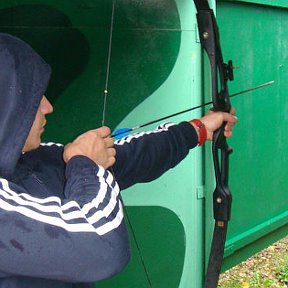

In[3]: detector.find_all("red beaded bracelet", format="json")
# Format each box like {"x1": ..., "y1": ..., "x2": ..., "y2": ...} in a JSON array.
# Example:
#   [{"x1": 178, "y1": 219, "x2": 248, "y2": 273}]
[{"x1": 190, "y1": 119, "x2": 207, "y2": 146}]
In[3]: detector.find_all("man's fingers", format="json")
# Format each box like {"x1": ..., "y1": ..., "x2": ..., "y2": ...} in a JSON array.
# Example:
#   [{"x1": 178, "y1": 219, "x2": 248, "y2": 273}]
[
  {"x1": 225, "y1": 121, "x2": 236, "y2": 130},
  {"x1": 107, "y1": 156, "x2": 116, "y2": 167},
  {"x1": 222, "y1": 114, "x2": 238, "y2": 132},
  {"x1": 104, "y1": 137, "x2": 115, "y2": 148},
  {"x1": 229, "y1": 107, "x2": 236, "y2": 116},
  {"x1": 107, "y1": 147, "x2": 116, "y2": 157},
  {"x1": 224, "y1": 130, "x2": 233, "y2": 138},
  {"x1": 223, "y1": 112, "x2": 238, "y2": 123},
  {"x1": 90, "y1": 126, "x2": 111, "y2": 138}
]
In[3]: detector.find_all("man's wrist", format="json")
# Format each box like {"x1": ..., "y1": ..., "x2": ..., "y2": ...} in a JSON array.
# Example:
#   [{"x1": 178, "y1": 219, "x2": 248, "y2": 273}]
[{"x1": 189, "y1": 119, "x2": 207, "y2": 146}]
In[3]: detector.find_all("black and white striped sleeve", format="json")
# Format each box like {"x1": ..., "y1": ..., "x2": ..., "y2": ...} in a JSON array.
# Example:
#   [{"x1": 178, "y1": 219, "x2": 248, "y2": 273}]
[
  {"x1": 0, "y1": 156, "x2": 130, "y2": 282},
  {"x1": 113, "y1": 121, "x2": 198, "y2": 189}
]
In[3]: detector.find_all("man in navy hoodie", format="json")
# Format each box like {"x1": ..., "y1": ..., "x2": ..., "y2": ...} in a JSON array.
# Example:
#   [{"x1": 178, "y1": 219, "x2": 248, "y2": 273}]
[{"x1": 0, "y1": 33, "x2": 237, "y2": 288}]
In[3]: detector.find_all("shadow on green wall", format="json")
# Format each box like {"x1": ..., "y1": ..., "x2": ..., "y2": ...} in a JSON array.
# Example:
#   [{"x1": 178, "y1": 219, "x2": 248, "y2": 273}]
[{"x1": 0, "y1": 4, "x2": 90, "y2": 104}]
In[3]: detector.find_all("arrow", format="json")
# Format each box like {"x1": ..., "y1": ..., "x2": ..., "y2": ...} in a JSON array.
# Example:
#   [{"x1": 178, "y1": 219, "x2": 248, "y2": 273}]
[{"x1": 112, "y1": 80, "x2": 274, "y2": 139}]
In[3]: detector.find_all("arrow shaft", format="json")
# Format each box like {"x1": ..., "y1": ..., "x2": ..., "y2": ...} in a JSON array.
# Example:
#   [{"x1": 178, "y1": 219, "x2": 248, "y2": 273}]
[{"x1": 112, "y1": 80, "x2": 274, "y2": 138}]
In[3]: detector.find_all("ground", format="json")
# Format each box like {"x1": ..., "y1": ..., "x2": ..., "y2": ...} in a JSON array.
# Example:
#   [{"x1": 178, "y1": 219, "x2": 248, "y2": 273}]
[{"x1": 218, "y1": 236, "x2": 288, "y2": 288}]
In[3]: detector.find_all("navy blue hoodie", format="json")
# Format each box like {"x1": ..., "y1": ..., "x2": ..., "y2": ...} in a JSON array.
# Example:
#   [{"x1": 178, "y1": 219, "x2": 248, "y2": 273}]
[{"x1": 0, "y1": 33, "x2": 198, "y2": 288}]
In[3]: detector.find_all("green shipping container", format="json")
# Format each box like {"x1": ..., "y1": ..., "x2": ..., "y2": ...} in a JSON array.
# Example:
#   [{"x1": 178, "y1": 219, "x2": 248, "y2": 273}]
[{"x1": 0, "y1": 0, "x2": 287, "y2": 287}]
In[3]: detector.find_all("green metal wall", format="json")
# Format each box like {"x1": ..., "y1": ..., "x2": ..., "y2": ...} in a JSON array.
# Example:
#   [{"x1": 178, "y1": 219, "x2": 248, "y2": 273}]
[
  {"x1": 0, "y1": 1, "x2": 204, "y2": 287},
  {"x1": 1, "y1": 0, "x2": 288, "y2": 287},
  {"x1": 212, "y1": 0, "x2": 288, "y2": 271}
]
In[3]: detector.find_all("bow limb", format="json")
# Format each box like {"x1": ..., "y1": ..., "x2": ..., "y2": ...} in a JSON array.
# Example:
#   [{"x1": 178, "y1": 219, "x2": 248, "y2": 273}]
[{"x1": 193, "y1": 1, "x2": 234, "y2": 287}]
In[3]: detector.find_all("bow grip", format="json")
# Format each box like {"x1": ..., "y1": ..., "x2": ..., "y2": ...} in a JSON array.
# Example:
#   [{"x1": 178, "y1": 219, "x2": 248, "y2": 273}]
[{"x1": 212, "y1": 127, "x2": 233, "y2": 222}]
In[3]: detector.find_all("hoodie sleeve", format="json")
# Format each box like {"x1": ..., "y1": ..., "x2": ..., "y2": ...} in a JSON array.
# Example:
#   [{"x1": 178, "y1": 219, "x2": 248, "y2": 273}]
[
  {"x1": 113, "y1": 121, "x2": 199, "y2": 190},
  {"x1": 0, "y1": 156, "x2": 130, "y2": 283}
]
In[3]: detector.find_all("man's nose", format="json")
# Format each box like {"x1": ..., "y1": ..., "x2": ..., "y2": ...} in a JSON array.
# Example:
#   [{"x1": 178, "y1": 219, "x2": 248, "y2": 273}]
[{"x1": 40, "y1": 96, "x2": 54, "y2": 114}]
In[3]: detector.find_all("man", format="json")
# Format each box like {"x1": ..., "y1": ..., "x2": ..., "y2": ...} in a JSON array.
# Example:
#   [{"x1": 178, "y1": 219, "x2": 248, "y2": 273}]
[{"x1": 0, "y1": 33, "x2": 237, "y2": 288}]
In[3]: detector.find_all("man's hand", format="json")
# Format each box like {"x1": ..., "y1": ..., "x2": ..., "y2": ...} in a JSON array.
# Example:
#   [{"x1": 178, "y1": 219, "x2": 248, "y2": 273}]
[
  {"x1": 190, "y1": 108, "x2": 238, "y2": 142},
  {"x1": 200, "y1": 108, "x2": 238, "y2": 140},
  {"x1": 63, "y1": 126, "x2": 116, "y2": 169}
]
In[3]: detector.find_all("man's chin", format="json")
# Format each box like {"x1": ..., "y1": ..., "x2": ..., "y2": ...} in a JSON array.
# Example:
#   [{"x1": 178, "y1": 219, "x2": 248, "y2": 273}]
[{"x1": 22, "y1": 141, "x2": 41, "y2": 153}]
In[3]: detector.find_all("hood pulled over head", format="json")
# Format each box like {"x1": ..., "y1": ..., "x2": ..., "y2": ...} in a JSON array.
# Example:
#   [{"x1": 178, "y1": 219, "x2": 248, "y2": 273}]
[{"x1": 0, "y1": 33, "x2": 51, "y2": 178}]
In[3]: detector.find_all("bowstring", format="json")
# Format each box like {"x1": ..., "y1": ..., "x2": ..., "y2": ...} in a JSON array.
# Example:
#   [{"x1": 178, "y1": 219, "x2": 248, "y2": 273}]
[
  {"x1": 102, "y1": 2, "x2": 152, "y2": 286},
  {"x1": 102, "y1": 0, "x2": 115, "y2": 127}
]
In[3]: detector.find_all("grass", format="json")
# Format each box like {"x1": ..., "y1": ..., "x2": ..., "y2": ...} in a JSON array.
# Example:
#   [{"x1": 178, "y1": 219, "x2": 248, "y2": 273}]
[{"x1": 218, "y1": 236, "x2": 288, "y2": 288}]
